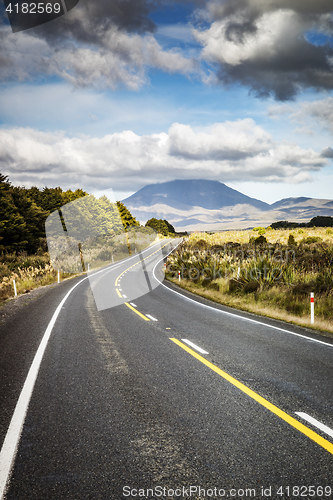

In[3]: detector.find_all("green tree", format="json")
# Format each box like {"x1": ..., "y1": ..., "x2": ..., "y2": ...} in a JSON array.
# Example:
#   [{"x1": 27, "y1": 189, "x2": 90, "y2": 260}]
[
  {"x1": 116, "y1": 201, "x2": 140, "y2": 230},
  {"x1": 0, "y1": 173, "x2": 88, "y2": 253},
  {"x1": 145, "y1": 218, "x2": 175, "y2": 236}
]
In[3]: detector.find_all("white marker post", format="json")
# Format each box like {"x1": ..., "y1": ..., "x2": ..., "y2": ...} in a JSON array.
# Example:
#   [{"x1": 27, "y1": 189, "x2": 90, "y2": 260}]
[
  {"x1": 178, "y1": 270, "x2": 181, "y2": 282},
  {"x1": 310, "y1": 292, "x2": 314, "y2": 324},
  {"x1": 13, "y1": 279, "x2": 17, "y2": 297},
  {"x1": 57, "y1": 270, "x2": 60, "y2": 284}
]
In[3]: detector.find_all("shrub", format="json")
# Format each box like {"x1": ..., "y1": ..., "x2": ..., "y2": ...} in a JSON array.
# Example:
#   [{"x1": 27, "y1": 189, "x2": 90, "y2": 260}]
[
  {"x1": 207, "y1": 281, "x2": 219, "y2": 291},
  {"x1": 288, "y1": 234, "x2": 297, "y2": 246},
  {"x1": 97, "y1": 249, "x2": 112, "y2": 261},
  {"x1": 253, "y1": 227, "x2": 266, "y2": 235},
  {"x1": 254, "y1": 235, "x2": 268, "y2": 245},
  {"x1": 201, "y1": 277, "x2": 212, "y2": 287},
  {"x1": 301, "y1": 236, "x2": 322, "y2": 244},
  {"x1": 243, "y1": 280, "x2": 260, "y2": 293},
  {"x1": 195, "y1": 239, "x2": 208, "y2": 250}
]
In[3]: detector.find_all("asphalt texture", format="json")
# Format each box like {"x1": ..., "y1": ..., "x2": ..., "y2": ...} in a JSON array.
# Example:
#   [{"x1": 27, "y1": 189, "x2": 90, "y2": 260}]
[{"x1": 0, "y1": 239, "x2": 332, "y2": 499}]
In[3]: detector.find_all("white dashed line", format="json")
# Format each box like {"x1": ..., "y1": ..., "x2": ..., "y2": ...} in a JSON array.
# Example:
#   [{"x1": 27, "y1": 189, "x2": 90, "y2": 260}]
[
  {"x1": 295, "y1": 412, "x2": 333, "y2": 439},
  {"x1": 130, "y1": 303, "x2": 137, "y2": 308},
  {"x1": 146, "y1": 314, "x2": 158, "y2": 321},
  {"x1": 181, "y1": 339, "x2": 209, "y2": 354}
]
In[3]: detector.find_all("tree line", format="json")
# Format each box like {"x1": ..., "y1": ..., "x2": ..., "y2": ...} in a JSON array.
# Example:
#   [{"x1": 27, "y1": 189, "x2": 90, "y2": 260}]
[
  {"x1": 271, "y1": 216, "x2": 333, "y2": 229},
  {"x1": 0, "y1": 174, "x2": 144, "y2": 254}
]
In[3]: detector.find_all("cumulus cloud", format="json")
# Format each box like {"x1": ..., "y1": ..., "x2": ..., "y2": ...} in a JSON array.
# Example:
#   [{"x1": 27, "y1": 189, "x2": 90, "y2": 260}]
[
  {"x1": 0, "y1": 120, "x2": 327, "y2": 192},
  {"x1": 194, "y1": 0, "x2": 333, "y2": 100},
  {"x1": 0, "y1": 0, "x2": 196, "y2": 89},
  {"x1": 268, "y1": 96, "x2": 333, "y2": 134},
  {"x1": 322, "y1": 147, "x2": 333, "y2": 158}
]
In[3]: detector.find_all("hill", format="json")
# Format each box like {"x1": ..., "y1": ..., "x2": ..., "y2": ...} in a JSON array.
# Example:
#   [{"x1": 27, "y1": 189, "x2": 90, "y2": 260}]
[{"x1": 123, "y1": 179, "x2": 333, "y2": 231}]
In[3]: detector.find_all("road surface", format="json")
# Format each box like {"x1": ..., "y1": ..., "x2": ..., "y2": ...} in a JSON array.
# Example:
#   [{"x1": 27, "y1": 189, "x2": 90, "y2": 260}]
[{"x1": 0, "y1": 238, "x2": 332, "y2": 499}]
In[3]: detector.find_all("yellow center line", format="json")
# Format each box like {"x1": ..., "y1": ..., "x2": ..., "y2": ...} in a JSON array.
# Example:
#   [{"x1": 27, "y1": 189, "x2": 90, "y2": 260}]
[
  {"x1": 125, "y1": 302, "x2": 150, "y2": 321},
  {"x1": 113, "y1": 239, "x2": 172, "y2": 321},
  {"x1": 170, "y1": 338, "x2": 333, "y2": 456},
  {"x1": 114, "y1": 240, "x2": 171, "y2": 287}
]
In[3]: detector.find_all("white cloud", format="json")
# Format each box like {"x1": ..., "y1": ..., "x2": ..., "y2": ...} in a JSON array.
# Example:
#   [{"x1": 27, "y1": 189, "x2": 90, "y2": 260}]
[
  {"x1": 268, "y1": 96, "x2": 333, "y2": 134},
  {"x1": 0, "y1": 120, "x2": 327, "y2": 192},
  {"x1": 0, "y1": 24, "x2": 195, "y2": 89},
  {"x1": 194, "y1": 0, "x2": 333, "y2": 100},
  {"x1": 195, "y1": 10, "x2": 303, "y2": 66}
]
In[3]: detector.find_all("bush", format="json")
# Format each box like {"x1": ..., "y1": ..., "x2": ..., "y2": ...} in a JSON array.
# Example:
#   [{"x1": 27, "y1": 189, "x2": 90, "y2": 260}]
[
  {"x1": 301, "y1": 236, "x2": 322, "y2": 244},
  {"x1": 97, "y1": 249, "x2": 112, "y2": 261},
  {"x1": 254, "y1": 235, "x2": 268, "y2": 245},
  {"x1": 253, "y1": 227, "x2": 266, "y2": 235},
  {"x1": 288, "y1": 234, "x2": 297, "y2": 246},
  {"x1": 229, "y1": 279, "x2": 242, "y2": 293},
  {"x1": 292, "y1": 283, "x2": 313, "y2": 296},
  {"x1": 201, "y1": 277, "x2": 212, "y2": 287},
  {"x1": 207, "y1": 281, "x2": 219, "y2": 291},
  {"x1": 243, "y1": 280, "x2": 260, "y2": 293},
  {"x1": 195, "y1": 239, "x2": 208, "y2": 250}
]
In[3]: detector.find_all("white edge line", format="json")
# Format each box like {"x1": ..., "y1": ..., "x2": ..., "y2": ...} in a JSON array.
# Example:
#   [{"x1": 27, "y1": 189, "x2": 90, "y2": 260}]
[
  {"x1": 0, "y1": 275, "x2": 88, "y2": 499},
  {"x1": 146, "y1": 314, "x2": 158, "y2": 322},
  {"x1": 181, "y1": 339, "x2": 209, "y2": 354},
  {"x1": 295, "y1": 412, "x2": 333, "y2": 439},
  {"x1": 0, "y1": 238, "x2": 170, "y2": 497},
  {"x1": 151, "y1": 243, "x2": 333, "y2": 349}
]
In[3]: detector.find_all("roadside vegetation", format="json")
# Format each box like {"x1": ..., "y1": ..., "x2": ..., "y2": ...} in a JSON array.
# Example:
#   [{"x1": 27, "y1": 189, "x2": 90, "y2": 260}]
[
  {"x1": 0, "y1": 173, "x2": 171, "y2": 304},
  {"x1": 166, "y1": 226, "x2": 333, "y2": 335},
  {"x1": 0, "y1": 252, "x2": 61, "y2": 301}
]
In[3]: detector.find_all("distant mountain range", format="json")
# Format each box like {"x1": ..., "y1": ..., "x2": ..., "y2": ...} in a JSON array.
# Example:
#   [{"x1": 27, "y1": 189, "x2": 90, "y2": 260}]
[{"x1": 122, "y1": 179, "x2": 333, "y2": 231}]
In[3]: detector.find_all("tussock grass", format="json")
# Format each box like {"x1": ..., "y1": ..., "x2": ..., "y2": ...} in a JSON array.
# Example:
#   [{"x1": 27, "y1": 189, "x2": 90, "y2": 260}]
[
  {"x1": 0, "y1": 252, "x2": 74, "y2": 302},
  {"x1": 168, "y1": 277, "x2": 333, "y2": 336},
  {"x1": 166, "y1": 228, "x2": 333, "y2": 337},
  {"x1": 188, "y1": 227, "x2": 333, "y2": 246}
]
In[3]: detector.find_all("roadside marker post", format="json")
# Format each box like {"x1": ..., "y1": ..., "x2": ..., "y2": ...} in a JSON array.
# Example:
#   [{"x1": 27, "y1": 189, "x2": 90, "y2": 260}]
[
  {"x1": 178, "y1": 270, "x2": 181, "y2": 282},
  {"x1": 13, "y1": 279, "x2": 17, "y2": 298},
  {"x1": 310, "y1": 292, "x2": 314, "y2": 324},
  {"x1": 57, "y1": 270, "x2": 60, "y2": 284}
]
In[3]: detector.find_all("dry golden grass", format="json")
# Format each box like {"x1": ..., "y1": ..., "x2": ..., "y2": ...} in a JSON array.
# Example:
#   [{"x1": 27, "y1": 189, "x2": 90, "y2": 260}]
[
  {"x1": 166, "y1": 228, "x2": 333, "y2": 337},
  {"x1": 168, "y1": 277, "x2": 333, "y2": 337},
  {"x1": 188, "y1": 227, "x2": 333, "y2": 246}
]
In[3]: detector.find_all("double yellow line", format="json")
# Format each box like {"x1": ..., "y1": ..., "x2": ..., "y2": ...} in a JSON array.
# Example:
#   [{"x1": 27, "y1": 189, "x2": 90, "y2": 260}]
[{"x1": 170, "y1": 338, "x2": 333, "y2": 456}]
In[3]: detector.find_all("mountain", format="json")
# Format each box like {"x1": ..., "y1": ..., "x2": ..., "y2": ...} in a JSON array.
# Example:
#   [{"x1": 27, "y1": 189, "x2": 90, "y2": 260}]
[
  {"x1": 124, "y1": 179, "x2": 269, "y2": 211},
  {"x1": 122, "y1": 180, "x2": 333, "y2": 231}
]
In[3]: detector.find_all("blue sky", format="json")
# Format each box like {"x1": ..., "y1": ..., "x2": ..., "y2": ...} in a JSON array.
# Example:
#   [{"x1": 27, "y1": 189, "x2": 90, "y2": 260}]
[{"x1": 1, "y1": 0, "x2": 333, "y2": 203}]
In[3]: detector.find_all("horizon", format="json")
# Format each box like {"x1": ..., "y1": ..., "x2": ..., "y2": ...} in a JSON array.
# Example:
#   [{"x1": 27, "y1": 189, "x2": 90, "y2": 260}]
[{"x1": 1, "y1": 1, "x2": 333, "y2": 204}]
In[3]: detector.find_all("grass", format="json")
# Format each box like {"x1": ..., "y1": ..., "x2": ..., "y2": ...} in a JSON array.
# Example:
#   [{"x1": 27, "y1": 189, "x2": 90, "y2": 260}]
[
  {"x1": 0, "y1": 252, "x2": 76, "y2": 303},
  {"x1": 167, "y1": 277, "x2": 333, "y2": 336},
  {"x1": 166, "y1": 228, "x2": 333, "y2": 337},
  {"x1": 0, "y1": 229, "x2": 163, "y2": 304}
]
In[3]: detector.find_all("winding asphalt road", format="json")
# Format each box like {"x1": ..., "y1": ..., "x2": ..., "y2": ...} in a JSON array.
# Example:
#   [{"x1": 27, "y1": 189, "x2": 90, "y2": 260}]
[{"x1": 0, "y1": 238, "x2": 332, "y2": 499}]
